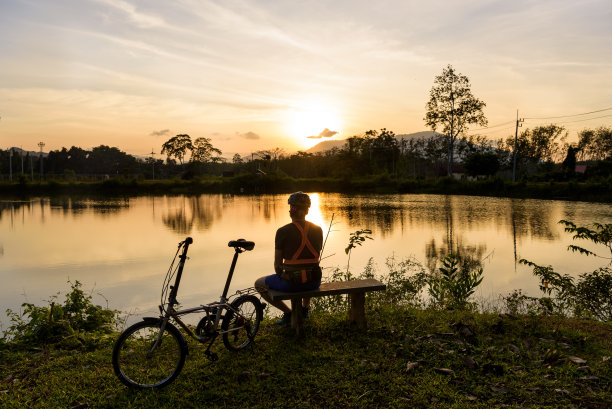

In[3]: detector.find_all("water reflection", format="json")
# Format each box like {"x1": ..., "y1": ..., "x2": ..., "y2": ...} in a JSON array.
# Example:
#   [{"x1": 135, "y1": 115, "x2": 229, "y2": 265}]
[
  {"x1": 161, "y1": 195, "x2": 227, "y2": 234},
  {"x1": 425, "y1": 235, "x2": 488, "y2": 274},
  {"x1": 423, "y1": 195, "x2": 488, "y2": 273},
  {"x1": 0, "y1": 198, "x2": 130, "y2": 220},
  {"x1": 1, "y1": 193, "x2": 611, "y2": 328}
]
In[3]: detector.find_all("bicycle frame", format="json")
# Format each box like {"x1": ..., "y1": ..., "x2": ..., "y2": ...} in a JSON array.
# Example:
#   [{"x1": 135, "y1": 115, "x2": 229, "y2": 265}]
[
  {"x1": 155, "y1": 237, "x2": 257, "y2": 355},
  {"x1": 113, "y1": 236, "x2": 261, "y2": 389}
]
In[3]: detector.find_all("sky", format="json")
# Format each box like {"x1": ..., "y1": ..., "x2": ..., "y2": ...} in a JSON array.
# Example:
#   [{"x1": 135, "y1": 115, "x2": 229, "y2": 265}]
[{"x1": 1, "y1": 0, "x2": 611, "y2": 159}]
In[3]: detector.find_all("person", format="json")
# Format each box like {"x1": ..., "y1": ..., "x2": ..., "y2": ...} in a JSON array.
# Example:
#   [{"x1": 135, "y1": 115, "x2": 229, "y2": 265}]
[{"x1": 255, "y1": 192, "x2": 323, "y2": 326}]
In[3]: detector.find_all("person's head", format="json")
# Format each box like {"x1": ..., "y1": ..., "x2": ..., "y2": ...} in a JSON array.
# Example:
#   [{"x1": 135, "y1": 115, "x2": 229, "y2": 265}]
[{"x1": 287, "y1": 191, "x2": 310, "y2": 220}]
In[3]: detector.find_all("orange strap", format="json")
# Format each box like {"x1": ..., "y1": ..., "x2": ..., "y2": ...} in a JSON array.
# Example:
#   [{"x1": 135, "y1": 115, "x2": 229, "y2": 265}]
[{"x1": 283, "y1": 221, "x2": 320, "y2": 265}]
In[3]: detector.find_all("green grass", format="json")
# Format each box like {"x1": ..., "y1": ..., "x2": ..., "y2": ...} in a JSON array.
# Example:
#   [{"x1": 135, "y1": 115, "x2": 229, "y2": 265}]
[{"x1": 1, "y1": 306, "x2": 610, "y2": 408}]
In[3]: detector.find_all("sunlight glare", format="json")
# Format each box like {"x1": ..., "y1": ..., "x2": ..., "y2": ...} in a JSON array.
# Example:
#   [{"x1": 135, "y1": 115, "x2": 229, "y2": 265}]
[
  {"x1": 306, "y1": 193, "x2": 327, "y2": 233},
  {"x1": 285, "y1": 99, "x2": 342, "y2": 149}
]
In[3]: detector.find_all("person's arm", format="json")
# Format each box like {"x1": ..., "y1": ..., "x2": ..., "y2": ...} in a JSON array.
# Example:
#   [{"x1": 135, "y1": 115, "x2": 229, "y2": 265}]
[{"x1": 274, "y1": 249, "x2": 283, "y2": 275}]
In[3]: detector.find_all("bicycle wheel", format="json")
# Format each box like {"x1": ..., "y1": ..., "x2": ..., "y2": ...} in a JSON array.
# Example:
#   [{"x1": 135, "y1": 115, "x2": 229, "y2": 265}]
[
  {"x1": 221, "y1": 295, "x2": 263, "y2": 351},
  {"x1": 112, "y1": 319, "x2": 187, "y2": 389}
]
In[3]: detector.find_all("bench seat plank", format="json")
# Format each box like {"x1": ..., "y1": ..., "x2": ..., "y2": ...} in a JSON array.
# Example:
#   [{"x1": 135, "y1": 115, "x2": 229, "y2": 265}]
[
  {"x1": 266, "y1": 278, "x2": 386, "y2": 336},
  {"x1": 267, "y1": 278, "x2": 386, "y2": 301}
]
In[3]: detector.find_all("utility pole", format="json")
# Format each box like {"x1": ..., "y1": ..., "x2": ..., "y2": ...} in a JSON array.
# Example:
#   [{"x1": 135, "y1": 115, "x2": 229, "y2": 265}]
[
  {"x1": 30, "y1": 154, "x2": 34, "y2": 181},
  {"x1": 512, "y1": 110, "x2": 524, "y2": 182},
  {"x1": 150, "y1": 148, "x2": 155, "y2": 180},
  {"x1": 9, "y1": 148, "x2": 12, "y2": 181},
  {"x1": 20, "y1": 146, "x2": 24, "y2": 174},
  {"x1": 38, "y1": 142, "x2": 45, "y2": 182}
]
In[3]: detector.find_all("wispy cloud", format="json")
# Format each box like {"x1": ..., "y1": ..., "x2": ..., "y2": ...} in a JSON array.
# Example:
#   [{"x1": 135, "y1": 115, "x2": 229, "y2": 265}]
[
  {"x1": 307, "y1": 128, "x2": 338, "y2": 139},
  {"x1": 93, "y1": 0, "x2": 168, "y2": 28},
  {"x1": 236, "y1": 131, "x2": 260, "y2": 140},
  {"x1": 150, "y1": 129, "x2": 170, "y2": 137}
]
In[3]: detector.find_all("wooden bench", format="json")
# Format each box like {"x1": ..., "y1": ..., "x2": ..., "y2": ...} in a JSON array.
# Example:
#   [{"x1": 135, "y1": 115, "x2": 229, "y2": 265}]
[{"x1": 267, "y1": 278, "x2": 386, "y2": 336}]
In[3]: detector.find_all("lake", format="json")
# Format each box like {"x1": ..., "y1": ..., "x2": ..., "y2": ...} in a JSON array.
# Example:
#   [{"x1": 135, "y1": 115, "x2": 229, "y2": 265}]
[{"x1": 1, "y1": 193, "x2": 610, "y2": 327}]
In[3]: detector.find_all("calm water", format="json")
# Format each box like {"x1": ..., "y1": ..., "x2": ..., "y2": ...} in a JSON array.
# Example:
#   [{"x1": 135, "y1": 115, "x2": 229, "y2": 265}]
[{"x1": 1, "y1": 193, "x2": 610, "y2": 326}]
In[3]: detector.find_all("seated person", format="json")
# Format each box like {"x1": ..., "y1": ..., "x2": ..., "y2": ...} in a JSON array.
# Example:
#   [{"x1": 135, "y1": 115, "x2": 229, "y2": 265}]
[{"x1": 255, "y1": 192, "x2": 323, "y2": 326}]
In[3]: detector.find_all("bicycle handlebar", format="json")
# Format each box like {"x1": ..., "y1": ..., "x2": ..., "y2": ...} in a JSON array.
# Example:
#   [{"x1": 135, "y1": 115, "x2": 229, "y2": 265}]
[{"x1": 228, "y1": 239, "x2": 255, "y2": 251}]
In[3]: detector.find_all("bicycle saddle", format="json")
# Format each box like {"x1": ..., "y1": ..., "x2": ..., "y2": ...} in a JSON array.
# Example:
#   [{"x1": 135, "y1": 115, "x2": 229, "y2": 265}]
[{"x1": 228, "y1": 239, "x2": 255, "y2": 251}]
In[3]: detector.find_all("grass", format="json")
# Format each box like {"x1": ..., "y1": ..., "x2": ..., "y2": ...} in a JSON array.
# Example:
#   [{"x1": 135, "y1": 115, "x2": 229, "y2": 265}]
[{"x1": 1, "y1": 305, "x2": 610, "y2": 408}]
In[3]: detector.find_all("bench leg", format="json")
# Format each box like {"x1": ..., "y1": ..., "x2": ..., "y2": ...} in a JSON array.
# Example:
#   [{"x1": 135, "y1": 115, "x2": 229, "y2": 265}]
[
  {"x1": 349, "y1": 292, "x2": 366, "y2": 327},
  {"x1": 290, "y1": 298, "x2": 304, "y2": 336}
]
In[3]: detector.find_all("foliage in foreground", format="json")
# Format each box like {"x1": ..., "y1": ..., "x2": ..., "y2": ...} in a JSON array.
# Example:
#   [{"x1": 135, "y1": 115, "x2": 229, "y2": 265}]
[
  {"x1": 0, "y1": 250, "x2": 610, "y2": 407},
  {"x1": 2, "y1": 281, "x2": 119, "y2": 349},
  {"x1": 1, "y1": 306, "x2": 610, "y2": 408},
  {"x1": 520, "y1": 220, "x2": 612, "y2": 322}
]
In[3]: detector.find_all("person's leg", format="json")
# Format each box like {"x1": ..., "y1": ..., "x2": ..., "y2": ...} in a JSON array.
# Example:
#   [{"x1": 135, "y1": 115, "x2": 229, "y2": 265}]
[{"x1": 254, "y1": 276, "x2": 291, "y2": 314}]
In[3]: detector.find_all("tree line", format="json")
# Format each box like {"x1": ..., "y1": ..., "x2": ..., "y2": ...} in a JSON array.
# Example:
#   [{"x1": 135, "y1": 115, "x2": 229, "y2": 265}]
[
  {"x1": 1, "y1": 65, "x2": 610, "y2": 182},
  {"x1": 1, "y1": 124, "x2": 610, "y2": 182}
]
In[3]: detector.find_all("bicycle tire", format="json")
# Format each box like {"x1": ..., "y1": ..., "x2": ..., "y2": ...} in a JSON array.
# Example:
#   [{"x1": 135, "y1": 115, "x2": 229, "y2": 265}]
[
  {"x1": 112, "y1": 319, "x2": 187, "y2": 389},
  {"x1": 221, "y1": 295, "x2": 263, "y2": 351}
]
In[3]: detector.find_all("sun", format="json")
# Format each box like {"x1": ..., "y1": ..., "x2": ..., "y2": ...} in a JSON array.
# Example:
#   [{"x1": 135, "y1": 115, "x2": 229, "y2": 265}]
[{"x1": 285, "y1": 99, "x2": 342, "y2": 149}]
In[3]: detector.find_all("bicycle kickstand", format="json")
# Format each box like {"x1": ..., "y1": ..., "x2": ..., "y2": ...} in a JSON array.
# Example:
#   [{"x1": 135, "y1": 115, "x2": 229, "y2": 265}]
[{"x1": 204, "y1": 338, "x2": 219, "y2": 362}]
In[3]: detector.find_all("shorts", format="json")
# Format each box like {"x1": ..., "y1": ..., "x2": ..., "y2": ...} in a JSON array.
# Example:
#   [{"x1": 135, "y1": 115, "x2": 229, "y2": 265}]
[{"x1": 264, "y1": 274, "x2": 321, "y2": 292}]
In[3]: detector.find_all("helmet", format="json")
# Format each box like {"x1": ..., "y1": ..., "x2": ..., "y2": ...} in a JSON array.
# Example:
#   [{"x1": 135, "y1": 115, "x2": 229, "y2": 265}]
[{"x1": 288, "y1": 191, "x2": 310, "y2": 208}]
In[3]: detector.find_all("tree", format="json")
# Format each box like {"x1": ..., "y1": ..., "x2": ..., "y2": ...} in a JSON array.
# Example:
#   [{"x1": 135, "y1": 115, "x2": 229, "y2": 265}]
[
  {"x1": 526, "y1": 125, "x2": 567, "y2": 164},
  {"x1": 502, "y1": 124, "x2": 567, "y2": 172},
  {"x1": 161, "y1": 134, "x2": 193, "y2": 164},
  {"x1": 578, "y1": 126, "x2": 612, "y2": 161},
  {"x1": 425, "y1": 65, "x2": 487, "y2": 176},
  {"x1": 463, "y1": 151, "x2": 500, "y2": 177},
  {"x1": 232, "y1": 154, "x2": 243, "y2": 164},
  {"x1": 191, "y1": 137, "x2": 222, "y2": 163},
  {"x1": 370, "y1": 128, "x2": 399, "y2": 174}
]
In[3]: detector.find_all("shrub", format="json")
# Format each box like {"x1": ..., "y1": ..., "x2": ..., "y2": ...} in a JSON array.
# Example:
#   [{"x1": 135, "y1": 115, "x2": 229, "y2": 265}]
[
  {"x1": 426, "y1": 254, "x2": 483, "y2": 310},
  {"x1": 520, "y1": 219, "x2": 612, "y2": 321},
  {"x1": 2, "y1": 280, "x2": 119, "y2": 349}
]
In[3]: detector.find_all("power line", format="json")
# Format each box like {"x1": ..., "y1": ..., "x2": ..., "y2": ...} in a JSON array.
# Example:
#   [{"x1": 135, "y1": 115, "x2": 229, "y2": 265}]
[
  {"x1": 466, "y1": 107, "x2": 612, "y2": 135},
  {"x1": 468, "y1": 120, "x2": 515, "y2": 132},
  {"x1": 467, "y1": 125, "x2": 515, "y2": 135},
  {"x1": 524, "y1": 107, "x2": 612, "y2": 120},
  {"x1": 528, "y1": 113, "x2": 612, "y2": 125}
]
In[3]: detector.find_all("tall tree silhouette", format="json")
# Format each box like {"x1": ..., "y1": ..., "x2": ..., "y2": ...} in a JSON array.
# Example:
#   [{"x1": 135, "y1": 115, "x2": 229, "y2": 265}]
[
  {"x1": 161, "y1": 134, "x2": 193, "y2": 164},
  {"x1": 425, "y1": 65, "x2": 487, "y2": 176}
]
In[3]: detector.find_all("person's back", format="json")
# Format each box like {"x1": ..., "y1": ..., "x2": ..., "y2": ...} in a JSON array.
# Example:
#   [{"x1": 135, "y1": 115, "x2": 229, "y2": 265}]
[
  {"x1": 254, "y1": 192, "x2": 322, "y2": 325},
  {"x1": 275, "y1": 219, "x2": 323, "y2": 285}
]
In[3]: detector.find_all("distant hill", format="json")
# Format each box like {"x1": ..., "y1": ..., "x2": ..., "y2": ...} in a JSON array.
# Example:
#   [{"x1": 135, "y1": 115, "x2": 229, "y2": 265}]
[{"x1": 305, "y1": 131, "x2": 441, "y2": 153}]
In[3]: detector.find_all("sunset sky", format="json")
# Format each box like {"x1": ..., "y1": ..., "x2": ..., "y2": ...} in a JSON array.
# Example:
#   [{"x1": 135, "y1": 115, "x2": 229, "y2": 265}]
[{"x1": 1, "y1": 0, "x2": 611, "y2": 159}]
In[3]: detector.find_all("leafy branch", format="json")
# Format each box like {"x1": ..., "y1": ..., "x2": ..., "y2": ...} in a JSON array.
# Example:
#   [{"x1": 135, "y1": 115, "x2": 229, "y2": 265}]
[
  {"x1": 345, "y1": 229, "x2": 373, "y2": 274},
  {"x1": 559, "y1": 219, "x2": 612, "y2": 260}
]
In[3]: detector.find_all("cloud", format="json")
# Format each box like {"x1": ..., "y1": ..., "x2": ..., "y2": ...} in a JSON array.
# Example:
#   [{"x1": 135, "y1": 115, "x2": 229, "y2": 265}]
[
  {"x1": 94, "y1": 0, "x2": 168, "y2": 29},
  {"x1": 236, "y1": 131, "x2": 260, "y2": 140},
  {"x1": 150, "y1": 129, "x2": 170, "y2": 137},
  {"x1": 307, "y1": 128, "x2": 338, "y2": 139}
]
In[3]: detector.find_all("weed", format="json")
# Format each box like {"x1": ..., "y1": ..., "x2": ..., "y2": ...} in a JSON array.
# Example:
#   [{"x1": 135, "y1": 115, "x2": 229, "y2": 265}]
[{"x1": 2, "y1": 280, "x2": 119, "y2": 349}]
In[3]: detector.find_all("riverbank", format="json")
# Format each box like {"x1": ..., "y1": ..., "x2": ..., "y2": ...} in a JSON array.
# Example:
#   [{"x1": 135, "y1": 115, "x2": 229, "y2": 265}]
[
  {"x1": 1, "y1": 307, "x2": 610, "y2": 408},
  {"x1": 1, "y1": 174, "x2": 611, "y2": 202}
]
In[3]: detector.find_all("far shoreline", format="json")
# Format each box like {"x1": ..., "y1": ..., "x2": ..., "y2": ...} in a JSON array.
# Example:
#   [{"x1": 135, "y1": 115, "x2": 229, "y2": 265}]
[{"x1": 0, "y1": 175, "x2": 611, "y2": 203}]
